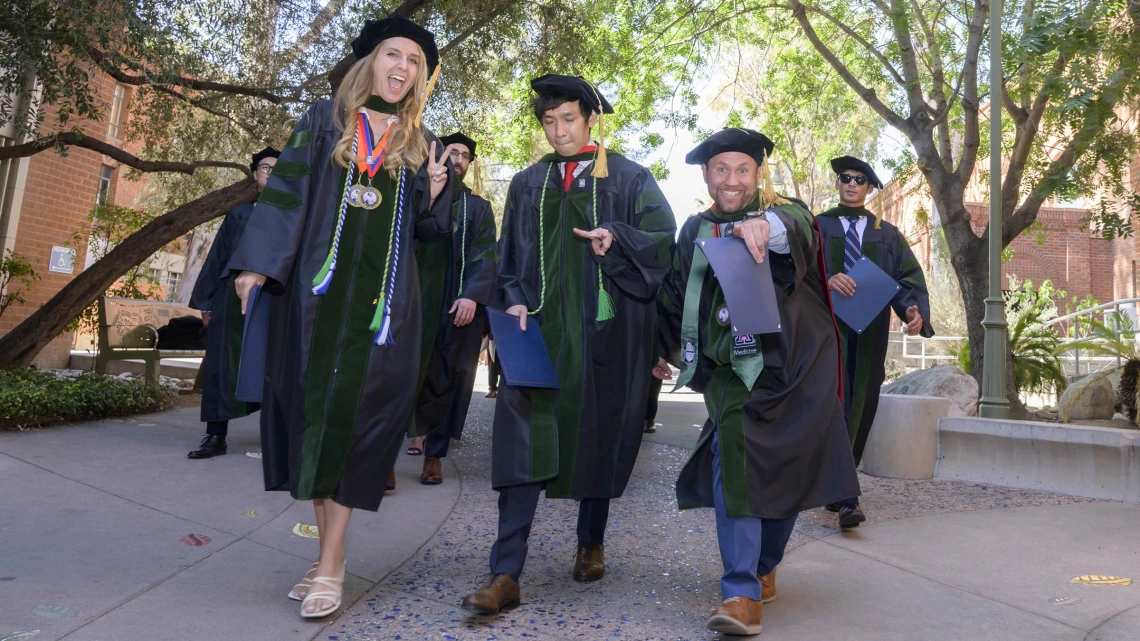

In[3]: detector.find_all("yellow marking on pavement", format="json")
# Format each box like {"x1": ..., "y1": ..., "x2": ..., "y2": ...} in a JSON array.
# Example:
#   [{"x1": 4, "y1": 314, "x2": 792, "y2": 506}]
[
  {"x1": 1069, "y1": 575, "x2": 1131, "y2": 586},
  {"x1": 292, "y1": 523, "x2": 320, "y2": 538}
]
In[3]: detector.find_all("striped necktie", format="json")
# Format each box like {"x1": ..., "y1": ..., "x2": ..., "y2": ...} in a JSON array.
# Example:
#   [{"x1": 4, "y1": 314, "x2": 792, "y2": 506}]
[{"x1": 843, "y1": 216, "x2": 862, "y2": 271}]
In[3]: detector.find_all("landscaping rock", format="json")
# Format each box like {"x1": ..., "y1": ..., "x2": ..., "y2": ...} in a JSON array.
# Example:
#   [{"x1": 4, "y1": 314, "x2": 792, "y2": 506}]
[
  {"x1": 1113, "y1": 413, "x2": 1128, "y2": 422},
  {"x1": 882, "y1": 365, "x2": 979, "y2": 417},
  {"x1": 1059, "y1": 374, "x2": 1116, "y2": 421}
]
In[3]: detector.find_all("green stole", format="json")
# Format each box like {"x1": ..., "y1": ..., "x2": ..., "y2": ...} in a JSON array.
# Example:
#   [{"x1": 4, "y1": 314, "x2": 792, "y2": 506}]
[{"x1": 674, "y1": 210, "x2": 766, "y2": 392}]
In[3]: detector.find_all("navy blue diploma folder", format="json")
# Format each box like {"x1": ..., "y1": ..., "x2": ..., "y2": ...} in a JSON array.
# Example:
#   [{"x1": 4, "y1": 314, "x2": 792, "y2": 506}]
[
  {"x1": 829, "y1": 256, "x2": 902, "y2": 334},
  {"x1": 696, "y1": 237, "x2": 783, "y2": 336},
  {"x1": 486, "y1": 307, "x2": 560, "y2": 389},
  {"x1": 235, "y1": 283, "x2": 271, "y2": 402}
]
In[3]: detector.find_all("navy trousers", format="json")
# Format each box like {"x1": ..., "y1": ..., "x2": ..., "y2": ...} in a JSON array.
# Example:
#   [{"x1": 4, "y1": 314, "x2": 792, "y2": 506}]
[
  {"x1": 488, "y1": 482, "x2": 610, "y2": 579},
  {"x1": 424, "y1": 429, "x2": 450, "y2": 459},
  {"x1": 711, "y1": 431, "x2": 797, "y2": 601}
]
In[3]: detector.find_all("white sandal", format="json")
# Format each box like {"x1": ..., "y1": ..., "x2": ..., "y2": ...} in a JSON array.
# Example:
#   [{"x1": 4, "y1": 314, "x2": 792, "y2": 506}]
[
  {"x1": 300, "y1": 562, "x2": 345, "y2": 619},
  {"x1": 288, "y1": 562, "x2": 320, "y2": 601}
]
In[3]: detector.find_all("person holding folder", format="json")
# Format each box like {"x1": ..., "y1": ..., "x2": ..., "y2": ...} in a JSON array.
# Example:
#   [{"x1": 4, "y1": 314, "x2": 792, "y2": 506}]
[
  {"x1": 186, "y1": 146, "x2": 277, "y2": 459},
  {"x1": 655, "y1": 128, "x2": 859, "y2": 636},
  {"x1": 410, "y1": 132, "x2": 498, "y2": 485},
  {"x1": 461, "y1": 74, "x2": 675, "y2": 614},
  {"x1": 227, "y1": 15, "x2": 453, "y2": 619},
  {"x1": 816, "y1": 156, "x2": 934, "y2": 529}
]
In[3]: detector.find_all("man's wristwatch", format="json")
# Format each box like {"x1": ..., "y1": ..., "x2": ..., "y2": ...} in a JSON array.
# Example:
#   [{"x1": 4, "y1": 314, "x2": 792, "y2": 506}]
[{"x1": 743, "y1": 210, "x2": 767, "y2": 221}]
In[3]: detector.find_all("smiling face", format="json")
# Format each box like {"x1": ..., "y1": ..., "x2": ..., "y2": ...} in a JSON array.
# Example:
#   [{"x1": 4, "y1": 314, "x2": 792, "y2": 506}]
[
  {"x1": 702, "y1": 152, "x2": 760, "y2": 214},
  {"x1": 836, "y1": 169, "x2": 873, "y2": 207},
  {"x1": 539, "y1": 100, "x2": 598, "y2": 157},
  {"x1": 371, "y1": 37, "x2": 423, "y2": 103}
]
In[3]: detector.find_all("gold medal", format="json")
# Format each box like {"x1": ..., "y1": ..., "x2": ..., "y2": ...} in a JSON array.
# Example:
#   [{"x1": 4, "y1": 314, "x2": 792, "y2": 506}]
[
  {"x1": 347, "y1": 185, "x2": 364, "y2": 208},
  {"x1": 359, "y1": 185, "x2": 383, "y2": 210}
]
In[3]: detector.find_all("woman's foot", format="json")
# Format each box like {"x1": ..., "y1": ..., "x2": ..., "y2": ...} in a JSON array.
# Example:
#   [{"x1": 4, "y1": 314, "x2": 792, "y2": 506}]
[
  {"x1": 288, "y1": 562, "x2": 320, "y2": 601},
  {"x1": 301, "y1": 558, "x2": 346, "y2": 618},
  {"x1": 406, "y1": 436, "x2": 425, "y2": 456}
]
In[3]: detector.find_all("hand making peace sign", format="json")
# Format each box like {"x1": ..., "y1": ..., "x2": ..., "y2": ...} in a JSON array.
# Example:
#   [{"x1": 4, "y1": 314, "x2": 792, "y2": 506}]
[{"x1": 427, "y1": 140, "x2": 449, "y2": 203}]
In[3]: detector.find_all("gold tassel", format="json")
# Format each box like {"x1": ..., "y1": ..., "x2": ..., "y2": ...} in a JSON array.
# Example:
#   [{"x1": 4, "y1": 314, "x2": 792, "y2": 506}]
[
  {"x1": 871, "y1": 191, "x2": 882, "y2": 229},
  {"x1": 470, "y1": 156, "x2": 484, "y2": 197},
  {"x1": 415, "y1": 63, "x2": 442, "y2": 129},
  {"x1": 759, "y1": 150, "x2": 789, "y2": 210},
  {"x1": 587, "y1": 83, "x2": 609, "y2": 178}
]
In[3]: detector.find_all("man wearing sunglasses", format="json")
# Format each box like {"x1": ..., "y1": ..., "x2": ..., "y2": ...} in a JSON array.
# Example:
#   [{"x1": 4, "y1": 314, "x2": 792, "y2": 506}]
[
  {"x1": 187, "y1": 146, "x2": 279, "y2": 459},
  {"x1": 816, "y1": 156, "x2": 934, "y2": 527}
]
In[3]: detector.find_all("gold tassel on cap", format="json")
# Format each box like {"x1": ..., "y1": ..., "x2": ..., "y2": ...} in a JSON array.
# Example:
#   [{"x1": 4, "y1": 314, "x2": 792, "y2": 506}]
[
  {"x1": 759, "y1": 150, "x2": 790, "y2": 210},
  {"x1": 470, "y1": 156, "x2": 485, "y2": 197},
  {"x1": 414, "y1": 62, "x2": 442, "y2": 129},
  {"x1": 587, "y1": 83, "x2": 609, "y2": 179},
  {"x1": 871, "y1": 191, "x2": 882, "y2": 229}
]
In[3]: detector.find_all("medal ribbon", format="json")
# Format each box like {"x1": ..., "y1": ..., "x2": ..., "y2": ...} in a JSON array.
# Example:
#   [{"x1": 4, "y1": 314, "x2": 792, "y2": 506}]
[{"x1": 356, "y1": 110, "x2": 396, "y2": 178}]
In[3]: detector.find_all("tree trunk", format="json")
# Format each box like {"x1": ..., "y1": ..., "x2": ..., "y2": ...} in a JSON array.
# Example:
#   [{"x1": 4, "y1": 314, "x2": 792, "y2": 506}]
[
  {"x1": 0, "y1": 179, "x2": 256, "y2": 369},
  {"x1": 177, "y1": 229, "x2": 215, "y2": 306}
]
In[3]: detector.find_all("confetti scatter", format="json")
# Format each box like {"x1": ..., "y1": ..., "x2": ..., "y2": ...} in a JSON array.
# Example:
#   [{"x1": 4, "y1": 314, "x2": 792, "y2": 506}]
[
  {"x1": 293, "y1": 523, "x2": 320, "y2": 539},
  {"x1": 179, "y1": 534, "x2": 212, "y2": 547},
  {"x1": 1069, "y1": 575, "x2": 1132, "y2": 586},
  {"x1": 246, "y1": 509, "x2": 257, "y2": 518},
  {"x1": 245, "y1": 451, "x2": 263, "y2": 459},
  {"x1": 1050, "y1": 597, "x2": 1082, "y2": 606},
  {"x1": 33, "y1": 604, "x2": 76, "y2": 619},
  {"x1": 1, "y1": 632, "x2": 41, "y2": 641}
]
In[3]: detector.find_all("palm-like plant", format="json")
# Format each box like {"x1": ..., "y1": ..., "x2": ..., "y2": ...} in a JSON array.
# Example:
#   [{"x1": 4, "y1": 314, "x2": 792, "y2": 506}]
[
  {"x1": 1056, "y1": 312, "x2": 1140, "y2": 425},
  {"x1": 1010, "y1": 310, "x2": 1068, "y2": 395}
]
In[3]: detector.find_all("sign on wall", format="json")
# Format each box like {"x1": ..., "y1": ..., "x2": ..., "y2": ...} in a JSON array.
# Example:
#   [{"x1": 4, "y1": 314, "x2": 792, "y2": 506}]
[{"x1": 49, "y1": 246, "x2": 76, "y2": 274}]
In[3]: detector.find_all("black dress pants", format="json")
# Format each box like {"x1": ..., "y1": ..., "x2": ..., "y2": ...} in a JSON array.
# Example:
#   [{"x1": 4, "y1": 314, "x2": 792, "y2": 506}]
[{"x1": 488, "y1": 482, "x2": 610, "y2": 579}]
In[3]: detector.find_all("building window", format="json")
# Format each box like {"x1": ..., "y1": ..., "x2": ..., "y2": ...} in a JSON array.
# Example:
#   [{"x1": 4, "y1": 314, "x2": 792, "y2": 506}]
[
  {"x1": 107, "y1": 84, "x2": 126, "y2": 139},
  {"x1": 165, "y1": 271, "x2": 183, "y2": 302},
  {"x1": 96, "y1": 165, "x2": 113, "y2": 205}
]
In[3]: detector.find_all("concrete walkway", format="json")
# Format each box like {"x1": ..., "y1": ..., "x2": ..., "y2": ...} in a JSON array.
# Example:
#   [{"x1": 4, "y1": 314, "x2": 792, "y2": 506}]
[{"x1": 3, "y1": 375, "x2": 1139, "y2": 640}]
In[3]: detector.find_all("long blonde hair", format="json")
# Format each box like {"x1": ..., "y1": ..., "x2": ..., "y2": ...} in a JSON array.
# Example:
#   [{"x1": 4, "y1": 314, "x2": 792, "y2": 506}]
[{"x1": 331, "y1": 44, "x2": 429, "y2": 178}]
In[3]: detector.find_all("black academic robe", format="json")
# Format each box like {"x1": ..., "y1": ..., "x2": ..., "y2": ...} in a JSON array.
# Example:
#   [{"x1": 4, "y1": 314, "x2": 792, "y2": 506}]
[
  {"x1": 493, "y1": 151, "x2": 676, "y2": 499},
  {"x1": 411, "y1": 187, "x2": 498, "y2": 441},
  {"x1": 226, "y1": 99, "x2": 452, "y2": 511},
  {"x1": 189, "y1": 203, "x2": 260, "y2": 423},
  {"x1": 659, "y1": 202, "x2": 860, "y2": 519},
  {"x1": 816, "y1": 206, "x2": 934, "y2": 464}
]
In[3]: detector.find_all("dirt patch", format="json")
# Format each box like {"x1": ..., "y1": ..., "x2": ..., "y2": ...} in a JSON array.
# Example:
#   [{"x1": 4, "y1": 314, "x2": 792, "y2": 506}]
[{"x1": 172, "y1": 391, "x2": 202, "y2": 411}]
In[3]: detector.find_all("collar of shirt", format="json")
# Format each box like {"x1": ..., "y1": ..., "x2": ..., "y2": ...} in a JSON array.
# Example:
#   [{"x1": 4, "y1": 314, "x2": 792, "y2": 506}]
[{"x1": 839, "y1": 215, "x2": 868, "y2": 242}]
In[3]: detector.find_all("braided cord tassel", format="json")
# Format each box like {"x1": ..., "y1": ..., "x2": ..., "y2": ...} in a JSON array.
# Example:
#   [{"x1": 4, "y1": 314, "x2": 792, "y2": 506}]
[
  {"x1": 312, "y1": 135, "x2": 359, "y2": 295},
  {"x1": 529, "y1": 163, "x2": 553, "y2": 316},
  {"x1": 372, "y1": 169, "x2": 407, "y2": 345},
  {"x1": 456, "y1": 194, "x2": 468, "y2": 296},
  {"x1": 592, "y1": 172, "x2": 615, "y2": 321}
]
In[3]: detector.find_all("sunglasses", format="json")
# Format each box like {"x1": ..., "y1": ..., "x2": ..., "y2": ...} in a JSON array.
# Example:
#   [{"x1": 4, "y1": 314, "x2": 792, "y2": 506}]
[{"x1": 838, "y1": 173, "x2": 869, "y2": 186}]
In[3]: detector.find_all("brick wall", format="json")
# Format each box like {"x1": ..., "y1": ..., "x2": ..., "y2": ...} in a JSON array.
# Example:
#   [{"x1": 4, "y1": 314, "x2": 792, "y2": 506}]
[{"x1": 0, "y1": 72, "x2": 152, "y2": 369}]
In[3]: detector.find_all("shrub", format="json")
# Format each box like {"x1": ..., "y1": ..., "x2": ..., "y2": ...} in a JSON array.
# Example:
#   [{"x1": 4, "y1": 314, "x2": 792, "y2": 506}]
[{"x1": 0, "y1": 368, "x2": 176, "y2": 429}]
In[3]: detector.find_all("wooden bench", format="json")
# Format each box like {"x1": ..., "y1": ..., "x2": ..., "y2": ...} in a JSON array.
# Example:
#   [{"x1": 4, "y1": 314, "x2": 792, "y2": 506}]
[{"x1": 94, "y1": 296, "x2": 206, "y2": 385}]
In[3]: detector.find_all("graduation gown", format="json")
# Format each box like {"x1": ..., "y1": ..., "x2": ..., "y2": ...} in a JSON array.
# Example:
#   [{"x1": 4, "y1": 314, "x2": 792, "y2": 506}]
[
  {"x1": 816, "y1": 205, "x2": 934, "y2": 464},
  {"x1": 410, "y1": 186, "x2": 498, "y2": 440},
  {"x1": 659, "y1": 201, "x2": 860, "y2": 519},
  {"x1": 188, "y1": 203, "x2": 260, "y2": 423},
  {"x1": 493, "y1": 151, "x2": 675, "y2": 499},
  {"x1": 226, "y1": 99, "x2": 452, "y2": 511}
]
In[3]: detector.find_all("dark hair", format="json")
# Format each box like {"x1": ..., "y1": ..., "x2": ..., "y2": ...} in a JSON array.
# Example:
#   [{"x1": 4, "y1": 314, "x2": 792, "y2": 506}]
[{"x1": 531, "y1": 93, "x2": 591, "y2": 121}]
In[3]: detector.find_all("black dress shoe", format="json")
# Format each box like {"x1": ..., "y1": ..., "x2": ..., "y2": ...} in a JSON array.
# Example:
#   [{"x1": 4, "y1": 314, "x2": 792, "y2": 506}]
[
  {"x1": 188, "y1": 435, "x2": 226, "y2": 459},
  {"x1": 838, "y1": 504, "x2": 866, "y2": 529},
  {"x1": 643, "y1": 420, "x2": 657, "y2": 433},
  {"x1": 824, "y1": 502, "x2": 841, "y2": 513}
]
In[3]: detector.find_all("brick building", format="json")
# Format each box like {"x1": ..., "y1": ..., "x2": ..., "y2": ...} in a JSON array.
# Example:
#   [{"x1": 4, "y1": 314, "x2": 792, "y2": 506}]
[
  {"x1": 872, "y1": 157, "x2": 1138, "y2": 313},
  {"x1": 0, "y1": 73, "x2": 186, "y2": 369}
]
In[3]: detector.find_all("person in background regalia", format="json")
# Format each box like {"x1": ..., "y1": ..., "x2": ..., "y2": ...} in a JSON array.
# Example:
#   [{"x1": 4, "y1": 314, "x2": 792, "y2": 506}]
[
  {"x1": 186, "y1": 146, "x2": 278, "y2": 460},
  {"x1": 655, "y1": 128, "x2": 860, "y2": 636},
  {"x1": 226, "y1": 15, "x2": 453, "y2": 619},
  {"x1": 460, "y1": 74, "x2": 676, "y2": 615},
  {"x1": 408, "y1": 132, "x2": 498, "y2": 485},
  {"x1": 816, "y1": 156, "x2": 933, "y2": 529}
]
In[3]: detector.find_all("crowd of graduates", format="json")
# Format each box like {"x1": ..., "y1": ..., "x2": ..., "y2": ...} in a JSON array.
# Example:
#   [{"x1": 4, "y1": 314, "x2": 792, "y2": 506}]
[{"x1": 184, "y1": 14, "x2": 931, "y2": 636}]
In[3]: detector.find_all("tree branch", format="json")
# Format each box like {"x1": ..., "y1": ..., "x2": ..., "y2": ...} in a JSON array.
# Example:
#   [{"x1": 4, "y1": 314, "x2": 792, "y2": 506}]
[
  {"x1": 886, "y1": 0, "x2": 939, "y2": 119},
  {"x1": 276, "y1": 0, "x2": 352, "y2": 67},
  {"x1": 0, "y1": 132, "x2": 251, "y2": 176},
  {"x1": 84, "y1": 47, "x2": 286, "y2": 104},
  {"x1": 954, "y1": 0, "x2": 989, "y2": 183}
]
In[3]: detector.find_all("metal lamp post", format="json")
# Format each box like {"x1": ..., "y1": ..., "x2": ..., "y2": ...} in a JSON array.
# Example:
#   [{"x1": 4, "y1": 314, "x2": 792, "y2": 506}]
[{"x1": 979, "y1": 0, "x2": 1010, "y2": 419}]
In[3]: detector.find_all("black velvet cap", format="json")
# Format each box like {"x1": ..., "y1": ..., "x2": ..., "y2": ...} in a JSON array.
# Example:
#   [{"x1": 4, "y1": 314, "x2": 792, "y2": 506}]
[
  {"x1": 351, "y1": 15, "x2": 440, "y2": 73},
  {"x1": 830, "y1": 155, "x2": 883, "y2": 189},
  {"x1": 530, "y1": 74, "x2": 614, "y2": 115},
  {"x1": 685, "y1": 128, "x2": 775, "y2": 165},
  {"x1": 250, "y1": 146, "x2": 280, "y2": 173},
  {"x1": 439, "y1": 132, "x2": 478, "y2": 157}
]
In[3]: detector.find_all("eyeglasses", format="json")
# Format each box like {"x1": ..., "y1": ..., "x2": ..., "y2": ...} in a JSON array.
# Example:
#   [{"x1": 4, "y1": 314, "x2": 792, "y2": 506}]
[
  {"x1": 838, "y1": 173, "x2": 869, "y2": 186},
  {"x1": 449, "y1": 151, "x2": 472, "y2": 161},
  {"x1": 256, "y1": 164, "x2": 275, "y2": 174}
]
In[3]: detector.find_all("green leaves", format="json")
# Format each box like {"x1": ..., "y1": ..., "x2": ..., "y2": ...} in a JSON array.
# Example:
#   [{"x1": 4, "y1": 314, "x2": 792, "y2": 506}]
[{"x1": 0, "y1": 368, "x2": 176, "y2": 430}]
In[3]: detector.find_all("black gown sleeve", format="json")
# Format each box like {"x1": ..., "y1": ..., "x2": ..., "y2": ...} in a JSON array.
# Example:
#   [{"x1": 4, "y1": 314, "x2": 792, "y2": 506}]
[
  {"x1": 656, "y1": 216, "x2": 697, "y2": 368},
  {"x1": 413, "y1": 133, "x2": 454, "y2": 242},
  {"x1": 596, "y1": 167, "x2": 676, "y2": 300},
  {"x1": 768, "y1": 204, "x2": 815, "y2": 296},
  {"x1": 890, "y1": 228, "x2": 936, "y2": 338},
  {"x1": 497, "y1": 173, "x2": 529, "y2": 310},
  {"x1": 189, "y1": 208, "x2": 240, "y2": 311},
  {"x1": 461, "y1": 196, "x2": 499, "y2": 306}
]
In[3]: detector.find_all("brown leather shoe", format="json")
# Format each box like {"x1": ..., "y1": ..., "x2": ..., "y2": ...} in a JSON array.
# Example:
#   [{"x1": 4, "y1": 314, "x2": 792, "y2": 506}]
[
  {"x1": 707, "y1": 596, "x2": 763, "y2": 636},
  {"x1": 461, "y1": 574, "x2": 520, "y2": 614},
  {"x1": 572, "y1": 543, "x2": 605, "y2": 582},
  {"x1": 758, "y1": 567, "x2": 776, "y2": 603},
  {"x1": 421, "y1": 457, "x2": 443, "y2": 485},
  {"x1": 385, "y1": 469, "x2": 396, "y2": 492}
]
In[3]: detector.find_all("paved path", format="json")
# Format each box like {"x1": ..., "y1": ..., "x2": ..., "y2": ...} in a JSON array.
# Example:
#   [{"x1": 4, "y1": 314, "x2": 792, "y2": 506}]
[{"x1": 3, "y1": 374, "x2": 1139, "y2": 640}]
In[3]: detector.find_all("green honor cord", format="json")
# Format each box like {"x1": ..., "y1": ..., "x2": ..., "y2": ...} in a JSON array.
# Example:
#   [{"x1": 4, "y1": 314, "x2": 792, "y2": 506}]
[{"x1": 456, "y1": 194, "x2": 467, "y2": 297}]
